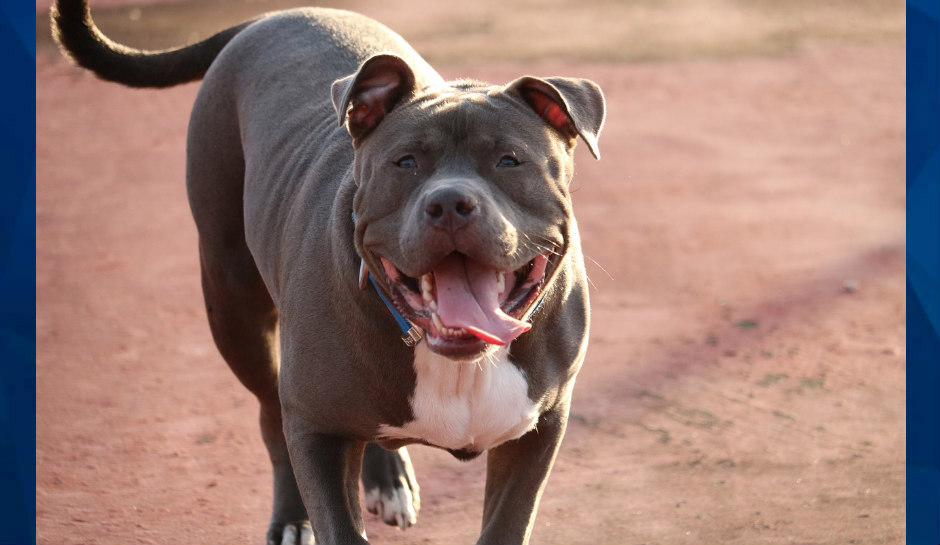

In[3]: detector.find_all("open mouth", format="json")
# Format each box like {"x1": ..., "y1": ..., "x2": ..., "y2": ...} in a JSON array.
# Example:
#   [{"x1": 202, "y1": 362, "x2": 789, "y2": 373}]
[{"x1": 377, "y1": 252, "x2": 551, "y2": 356}]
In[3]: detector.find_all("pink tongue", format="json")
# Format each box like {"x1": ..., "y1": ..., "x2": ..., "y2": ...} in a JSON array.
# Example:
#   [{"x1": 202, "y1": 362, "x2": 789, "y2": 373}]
[{"x1": 433, "y1": 254, "x2": 531, "y2": 345}]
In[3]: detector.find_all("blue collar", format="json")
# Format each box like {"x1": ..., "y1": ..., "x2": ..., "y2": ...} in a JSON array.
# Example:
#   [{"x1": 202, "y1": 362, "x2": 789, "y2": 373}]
[
  {"x1": 353, "y1": 211, "x2": 423, "y2": 347},
  {"x1": 367, "y1": 270, "x2": 423, "y2": 347}
]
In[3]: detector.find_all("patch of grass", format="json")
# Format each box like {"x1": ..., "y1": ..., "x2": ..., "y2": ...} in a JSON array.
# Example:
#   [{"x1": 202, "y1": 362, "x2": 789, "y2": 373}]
[
  {"x1": 671, "y1": 407, "x2": 720, "y2": 429},
  {"x1": 569, "y1": 413, "x2": 600, "y2": 428},
  {"x1": 639, "y1": 424, "x2": 672, "y2": 444},
  {"x1": 735, "y1": 319, "x2": 760, "y2": 330},
  {"x1": 757, "y1": 373, "x2": 788, "y2": 387},
  {"x1": 636, "y1": 389, "x2": 665, "y2": 401},
  {"x1": 716, "y1": 458, "x2": 736, "y2": 469},
  {"x1": 800, "y1": 376, "x2": 826, "y2": 389}
]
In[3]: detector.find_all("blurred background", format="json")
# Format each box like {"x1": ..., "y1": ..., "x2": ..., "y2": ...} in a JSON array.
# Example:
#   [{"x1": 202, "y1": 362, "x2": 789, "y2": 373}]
[{"x1": 37, "y1": 0, "x2": 905, "y2": 63}]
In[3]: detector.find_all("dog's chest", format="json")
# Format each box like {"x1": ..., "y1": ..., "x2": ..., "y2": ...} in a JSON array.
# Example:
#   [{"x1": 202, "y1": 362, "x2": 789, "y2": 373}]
[{"x1": 378, "y1": 344, "x2": 540, "y2": 452}]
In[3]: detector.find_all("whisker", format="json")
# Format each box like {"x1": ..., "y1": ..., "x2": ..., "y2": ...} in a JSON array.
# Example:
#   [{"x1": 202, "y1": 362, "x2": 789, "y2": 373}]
[
  {"x1": 519, "y1": 233, "x2": 563, "y2": 258},
  {"x1": 585, "y1": 272, "x2": 599, "y2": 292},
  {"x1": 583, "y1": 255, "x2": 614, "y2": 291}
]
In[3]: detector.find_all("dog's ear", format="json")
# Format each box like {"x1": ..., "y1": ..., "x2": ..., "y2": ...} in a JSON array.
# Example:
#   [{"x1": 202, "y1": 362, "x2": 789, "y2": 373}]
[
  {"x1": 505, "y1": 76, "x2": 605, "y2": 160},
  {"x1": 332, "y1": 54, "x2": 418, "y2": 144}
]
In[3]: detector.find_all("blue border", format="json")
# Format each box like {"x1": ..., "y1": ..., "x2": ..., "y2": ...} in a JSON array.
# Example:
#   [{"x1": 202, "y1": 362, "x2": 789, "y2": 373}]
[
  {"x1": 908, "y1": 0, "x2": 940, "y2": 543},
  {"x1": 0, "y1": 2, "x2": 36, "y2": 544}
]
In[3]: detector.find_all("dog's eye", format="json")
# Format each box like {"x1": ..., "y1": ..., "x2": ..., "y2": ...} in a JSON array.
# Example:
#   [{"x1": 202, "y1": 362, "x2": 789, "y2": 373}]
[
  {"x1": 395, "y1": 155, "x2": 418, "y2": 169},
  {"x1": 497, "y1": 155, "x2": 520, "y2": 168}
]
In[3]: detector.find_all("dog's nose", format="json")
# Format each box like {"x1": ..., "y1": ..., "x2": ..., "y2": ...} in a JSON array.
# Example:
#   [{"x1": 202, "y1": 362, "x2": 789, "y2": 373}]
[{"x1": 424, "y1": 186, "x2": 480, "y2": 232}]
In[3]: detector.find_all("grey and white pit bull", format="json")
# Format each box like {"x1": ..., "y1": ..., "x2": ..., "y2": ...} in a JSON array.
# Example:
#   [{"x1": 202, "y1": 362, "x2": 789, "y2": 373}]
[{"x1": 52, "y1": 1, "x2": 605, "y2": 543}]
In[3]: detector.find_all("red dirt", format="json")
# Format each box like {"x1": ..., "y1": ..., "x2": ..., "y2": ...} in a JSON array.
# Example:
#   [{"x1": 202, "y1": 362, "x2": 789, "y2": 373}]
[{"x1": 36, "y1": 2, "x2": 905, "y2": 544}]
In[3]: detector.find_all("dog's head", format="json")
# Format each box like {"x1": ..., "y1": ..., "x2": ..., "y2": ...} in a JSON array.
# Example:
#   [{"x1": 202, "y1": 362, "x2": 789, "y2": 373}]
[{"x1": 333, "y1": 54, "x2": 605, "y2": 360}]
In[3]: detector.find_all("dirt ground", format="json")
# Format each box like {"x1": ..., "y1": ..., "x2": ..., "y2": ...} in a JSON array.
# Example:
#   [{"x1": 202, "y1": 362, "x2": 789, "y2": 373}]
[{"x1": 35, "y1": 1, "x2": 906, "y2": 544}]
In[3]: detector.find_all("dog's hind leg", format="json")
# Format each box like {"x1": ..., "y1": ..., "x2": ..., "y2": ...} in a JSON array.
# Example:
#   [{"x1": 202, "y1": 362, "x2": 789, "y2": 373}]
[{"x1": 197, "y1": 243, "x2": 311, "y2": 545}]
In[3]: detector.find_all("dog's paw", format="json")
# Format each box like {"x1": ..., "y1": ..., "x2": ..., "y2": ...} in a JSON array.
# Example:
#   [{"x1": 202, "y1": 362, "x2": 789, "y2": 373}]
[
  {"x1": 364, "y1": 481, "x2": 418, "y2": 530},
  {"x1": 361, "y1": 444, "x2": 421, "y2": 529},
  {"x1": 267, "y1": 520, "x2": 314, "y2": 545}
]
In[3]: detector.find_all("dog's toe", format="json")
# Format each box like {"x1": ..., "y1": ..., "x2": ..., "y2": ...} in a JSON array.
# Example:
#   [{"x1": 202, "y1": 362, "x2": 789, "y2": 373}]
[{"x1": 267, "y1": 520, "x2": 313, "y2": 545}]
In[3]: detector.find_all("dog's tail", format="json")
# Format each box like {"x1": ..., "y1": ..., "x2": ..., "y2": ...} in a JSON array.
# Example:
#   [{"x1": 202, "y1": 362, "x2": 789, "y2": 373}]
[{"x1": 51, "y1": 0, "x2": 256, "y2": 88}]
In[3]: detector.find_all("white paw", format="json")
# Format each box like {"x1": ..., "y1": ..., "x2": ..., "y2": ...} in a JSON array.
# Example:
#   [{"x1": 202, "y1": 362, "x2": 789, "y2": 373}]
[
  {"x1": 365, "y1": 485, "x2": 418, "y2": 530},
  {"x1": 279, "y1": 521, "x2": 314, "y2": 545}
]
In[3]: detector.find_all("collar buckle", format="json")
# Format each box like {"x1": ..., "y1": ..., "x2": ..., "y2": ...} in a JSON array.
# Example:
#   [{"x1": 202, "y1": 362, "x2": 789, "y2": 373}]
[{"x1": 401, "y1": 327, "x2": 423, "y2": 347}]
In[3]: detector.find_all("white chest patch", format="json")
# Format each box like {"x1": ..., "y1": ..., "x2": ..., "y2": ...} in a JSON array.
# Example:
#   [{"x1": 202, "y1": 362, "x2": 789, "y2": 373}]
[{"x1": 378, "y1": 343, "x2": 541, "y2": 452}]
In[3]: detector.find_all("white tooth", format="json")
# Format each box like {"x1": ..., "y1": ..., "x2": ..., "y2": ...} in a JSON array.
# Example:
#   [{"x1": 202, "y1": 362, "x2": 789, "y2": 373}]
[
  {"x1": 431, "y1": 311, "x2": 444, "y2": 332},
  {"x1": 429, "y1": 299, "x2": 438, "y2": 312},
  {"x1": 421, "y1": 274, "x2": 433, "y2": 301},
  {"x1": 497, "y1": 272, "x2": 506, "y2": 295}
]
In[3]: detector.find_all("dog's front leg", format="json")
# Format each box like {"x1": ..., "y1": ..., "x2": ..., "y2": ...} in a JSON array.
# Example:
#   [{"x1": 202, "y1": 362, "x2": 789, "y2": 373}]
[
  {"x1": 477, "y1": 403, "x2": 570, "y2": 545},
  {"x1": 285, "y1": 423, "x2": 369, "y2": 545}
]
